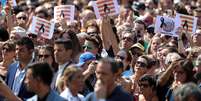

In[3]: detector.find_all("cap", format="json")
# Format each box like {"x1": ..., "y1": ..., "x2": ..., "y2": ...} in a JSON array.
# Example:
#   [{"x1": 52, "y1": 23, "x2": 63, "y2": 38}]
[
  {"x1": 130, "y1": 43, "x2": 144, "y2": 52},
  {"x1": 77, "y1": 52, "x2": 96, "y2": 67}
]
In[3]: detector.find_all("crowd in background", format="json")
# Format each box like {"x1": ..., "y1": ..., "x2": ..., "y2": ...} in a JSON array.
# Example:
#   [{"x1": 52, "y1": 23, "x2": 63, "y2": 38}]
[{"x1": 0, "y1": 0, "x2": 201, "y2": 101}]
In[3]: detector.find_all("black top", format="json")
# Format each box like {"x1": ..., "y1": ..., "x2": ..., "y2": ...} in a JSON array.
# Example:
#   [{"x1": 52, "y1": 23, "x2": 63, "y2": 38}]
[{"x1": 85, "y1": 86, "x2": 134, "y2": 101}]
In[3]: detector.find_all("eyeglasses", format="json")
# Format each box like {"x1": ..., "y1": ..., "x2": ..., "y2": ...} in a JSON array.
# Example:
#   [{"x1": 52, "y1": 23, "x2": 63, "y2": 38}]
[
  {"x1": 38, "y1": 54, "x2": 50, "y2": 58},
  {"x1": 138, "y1": 83, "x2": 150, "y2": 88},
  {"x1": 122, "y1": 37, "x2": 133, "y2": 42},
  {"x1": 28, "y1": 34, "x2": 37, "y2": 38},
  {"x1": 83, "y1": 45, "x2": 93, "y2": 50},
  {"x1": 136, "y1": 61, "x2": 147, "y2": 67},
  {"x1": 116, "y1": 55, "x2": 125, "y2": 60},
  {"x1": 17, "y1": 16, "x2": 27, "y2": 20}
]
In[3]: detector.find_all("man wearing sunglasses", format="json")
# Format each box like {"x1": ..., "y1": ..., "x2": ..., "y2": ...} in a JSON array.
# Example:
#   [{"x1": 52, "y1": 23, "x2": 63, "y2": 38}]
[{"x1": 16, "y1": 12, "x2": 28, "y2": 29}]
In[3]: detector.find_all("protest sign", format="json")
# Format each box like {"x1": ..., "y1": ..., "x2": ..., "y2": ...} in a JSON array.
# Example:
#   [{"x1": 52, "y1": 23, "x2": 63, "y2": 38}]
[
  {"x1": 28, "y1": 16, "x2": 55, "y2": 39},
  {"x1": 92, "y1": 0, "x2": 119, "y2": 19},
  {"x1": 54, "y1": 5, "x2": 74, "y2": 22}
]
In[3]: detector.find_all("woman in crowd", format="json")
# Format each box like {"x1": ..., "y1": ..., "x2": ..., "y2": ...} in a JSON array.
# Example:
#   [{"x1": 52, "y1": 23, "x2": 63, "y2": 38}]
[
  {"x1": 37, "y1": 45, "x2": 58, "y2": 72},
  {"x1": 60, "y1": 65, "x2": 84, "y2": 101},
  {"x1": 0, "y1": 41, "x2": 15, "y2": 80}
]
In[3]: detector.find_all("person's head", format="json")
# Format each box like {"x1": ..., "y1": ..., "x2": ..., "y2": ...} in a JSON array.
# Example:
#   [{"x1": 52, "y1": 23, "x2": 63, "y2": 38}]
[
  {"x1": 135, "y1": 55, "x2": 149, "y2": 76},
  {"x1": 1, "y1": 41, "x2": 15, "y2": 61},
  {"x1": 133, "y1": 20, "x2": 146, "y2": 40},
  {"x1": 85, "y1": 19, "x2": 99, "y2": 34},
  {"x1": 16, "y1": 11, "x2": 28, "y2": 28},
  {"x1": 25, "y1": 62, "x2": 53, "y2": 93},
  {"x1": 83, "y1": 34, "x2": 102, "y2": 55},
  {"x1": 10, "y1": 26, "x2": 26, "y2": 41},
  {"x1": 148, "y1": 36, "x2": 162, "y2": 54},
  {"x1": 115, "y1": 49, "x2": 132, "y2": 70},
  {"x1": 15, "y1": 37, "x2": 34, "y2": 62},
  {"x1": 38, "y1": 45, "x2": 58, "y2": 72},
  {"x1": 138, "y1": 74, "x2": 157, "y2": 96},
  {"x1": 121, "y1": 32, "x2": 136, "y2": 50},
  {"x1": 54, "y1": 39, "x2": 73, "y2": 65},
  {"x1": 173, "y1": 59, "x2": 195, "y2": 83},
  {"x1": 96, "y1": 58, "x2": 119, "y2": 88},
  {"x1": 165, "y1": 52, "x2": 182, "y2": 67},
  {"x1": 60, "y1": 30, "x2": 82, "y2": 59},
  {"x1": 35, "y1": 6, "x2": 49, "y2": 19},
  {"x1": 193, "y1": 8, "x2": 201, "y2": 26},
  {"x1": 62, "y1": 65, "x2": 84, "y2": 93},
  {"x1": 174, "y1": 83, "x2": 201, "y2": 101},
  {"x1": 192, "y1": 29, "x2": 201, "y2": 46},
  {"x1": 129, "y1": 43, "x2": 144, "y2": 66},
  {"x1": 77, "y1": 52, "x2": 96, "y2": 70}
]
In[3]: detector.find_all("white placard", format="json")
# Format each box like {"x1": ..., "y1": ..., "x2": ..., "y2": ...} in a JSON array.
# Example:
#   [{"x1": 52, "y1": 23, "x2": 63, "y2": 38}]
[
  {"x1": 54, "y1": 5, "x2": 75, "y2": 23},
  {"x1": 154, "y1": 16, "x2": 180, "y2": 37},
  {"x1": 92, "y1": 0, "x2": 119, "y2": 19},
  {"x1": 175, "y1": 13, "x2": 198, "y2": 34},
  {"x1": 28, "y1": 16, "x2": 55, "y2": 39}
]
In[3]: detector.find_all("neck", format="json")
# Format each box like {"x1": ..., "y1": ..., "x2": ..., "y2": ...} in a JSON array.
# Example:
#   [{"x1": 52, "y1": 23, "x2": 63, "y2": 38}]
[
  {"x1": 69, "y1": 86, "x2": 78, "y2": 96},
  {"x1": 144, "y1": 91, "x2": 155, "y2": 101},
  {"x1": 106, "y1": 83, "x2": 117, "y2": 97},
  {"x1": 37, "y1": 85, "x2": 50, "y2": 99},
  {"x1": 59, "y1": 59, "x2": 70, "y2": 66},
  {"x1": 20, "y1": 58, "x2": 32, "y2": 69},
  {"x1": 2, "y1": 59, "x2": 13, "y2": 67}
]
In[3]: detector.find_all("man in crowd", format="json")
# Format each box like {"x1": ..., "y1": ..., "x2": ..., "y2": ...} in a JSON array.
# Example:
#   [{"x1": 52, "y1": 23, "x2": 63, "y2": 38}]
[
  {"x1": 25, "y1": 62, "x2": 66, "y2": 101},
  {"x1": 6, "y1": 37, "x2": 35, "y2": 100},
  {"x1": 85, "y1": 58, "x2": 133, "y2": 101},
  {"x1": 52, "y1": 39, "x2": 73, "y2": 90}
]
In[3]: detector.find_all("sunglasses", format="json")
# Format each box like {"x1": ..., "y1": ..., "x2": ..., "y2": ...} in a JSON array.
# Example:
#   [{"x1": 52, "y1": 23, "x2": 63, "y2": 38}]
[
  {"x1": 28, "y1": 34, "x2": 37, "y2": 38},
  {"x1": 17, "y1": 16, "x2": 27, "y2": 20},
  {"x1": 38, "y1": 54, "x2": 50, "y2": 58},
  {"x1": 122, "y1": 37, "x2": 133, "y2": 42},
  {"x1": 83, "y1": 45, "x2": 93, "y2": 50},
  {"x1": 136, "y1": 61, "x2": 147, "y2": 67},
  {"x1": 138, "y1": 83, "x2": 150, "y2": 88},
  {"x1": 116, "y1": 55, "x2": 125, "y2": 60}
]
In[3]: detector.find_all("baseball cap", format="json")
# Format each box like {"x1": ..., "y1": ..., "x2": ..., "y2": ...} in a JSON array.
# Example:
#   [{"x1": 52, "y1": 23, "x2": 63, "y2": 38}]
[
  {"x1": 77, "y1": 52, "x2": 96, "y2": 67},
  {"x1": 130, "y1": 43, "x2": 145, "y2": 52}
]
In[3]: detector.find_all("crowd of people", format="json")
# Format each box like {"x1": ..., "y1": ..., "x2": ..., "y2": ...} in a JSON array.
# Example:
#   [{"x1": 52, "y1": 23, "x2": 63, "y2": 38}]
[{"x1": 0, "y1": 0, "x2": 201, "y2": 101}]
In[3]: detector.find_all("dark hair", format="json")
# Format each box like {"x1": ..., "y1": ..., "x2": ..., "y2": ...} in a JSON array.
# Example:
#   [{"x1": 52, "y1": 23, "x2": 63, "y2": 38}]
[
  {"x1": 0, "y1": 27, "x2": 9, "y2": 42},
  {"x1": 86, "y1": 34, "x2": 103, "y2": 54},
  {"x1": 60, "y1": 30, "x2": 82, "y2": 57},
  {"x1": 2, "y1": 40, "x2": 16, "y2": 51},
  {"x1": 16, "y1": 37, "x2": 34, "y2": 50},
  {"x1": 99, "y1": 58, "x2": 119, "y2": 74},
  {"x1": 139, "y1": 74, "x2": 157, "y2": 90},
  {"x1": 173, "y1": 83, "x2": 201, "y2": 101},
  {"x1": 27, "y1": 62, "x2": 53, "y2": 86},
  {"x1": 174, "y1": 3, "x2": 188, "y2": 15},
  {"x1": 54, "y1": 38, "x2": 73, "y2": 50},
  {"x1": 177, "y1": 59, "x2": 195, "y2": 83},
  {"x1": 134, "y1": 20, "x2": 147, "y2": 30}
]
